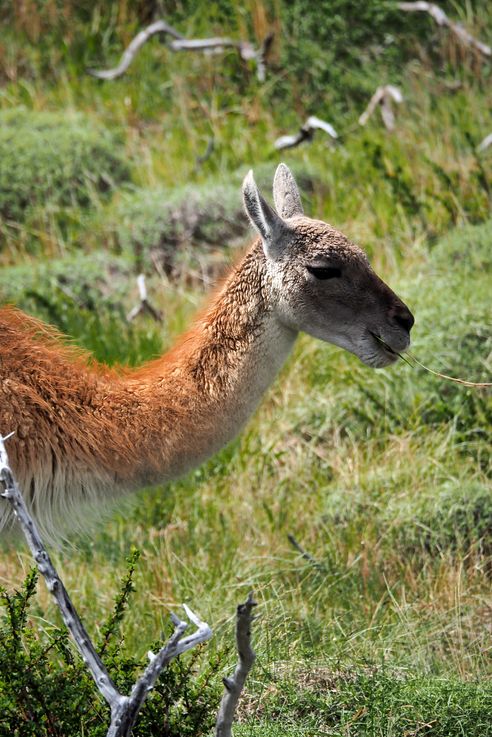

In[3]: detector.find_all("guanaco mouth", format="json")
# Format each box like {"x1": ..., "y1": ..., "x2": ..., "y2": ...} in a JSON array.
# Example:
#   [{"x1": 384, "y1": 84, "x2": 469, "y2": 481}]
[{"x1": 369, "y1": 331, "x2": 399, "y2": 357}]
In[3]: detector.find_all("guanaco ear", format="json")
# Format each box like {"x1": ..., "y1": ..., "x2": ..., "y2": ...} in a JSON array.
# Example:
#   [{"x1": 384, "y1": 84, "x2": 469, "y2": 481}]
[
  {"x1": 273, "y1": 163, "x2": 304, "y2": 218},
  {"x1": 242, "y1": 170, "x2": 289, "y2": 260}
]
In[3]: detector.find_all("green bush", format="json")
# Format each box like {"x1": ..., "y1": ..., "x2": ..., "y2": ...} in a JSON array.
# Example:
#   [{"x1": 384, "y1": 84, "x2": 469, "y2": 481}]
[
  {"x1": 0, "y1": 553, "x2": 221, "y2": 737},
  {"x1": 116, "y1": 181, "x2": 246, "y2": 273},
  {"x1": 322, "y1": 478, "x2": 492, "y2": 560},
  {"x1": 389, "y1": 480, "x2": 492, "y2": 556},
  {"x1": 116, "y1": 162, "x2": 323, "y2": 272},
  {"x1": 431, "y1": 218, "x2": 492, "y2": 274},
  {"x1": 0, "y1": 109, "x2": 130, "y2": 222}
]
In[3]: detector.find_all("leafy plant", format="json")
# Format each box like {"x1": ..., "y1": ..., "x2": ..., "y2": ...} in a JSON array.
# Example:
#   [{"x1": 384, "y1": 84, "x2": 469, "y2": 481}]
[
  {"x1": 0, "y1": 109, "x2": 130, "y2": 223},
  {"x1": 0, "y1": 553, "x2": 221, "y2": 737},
  {"x1": 115, "y1": 162, "x2": 322, "y2": 272}
]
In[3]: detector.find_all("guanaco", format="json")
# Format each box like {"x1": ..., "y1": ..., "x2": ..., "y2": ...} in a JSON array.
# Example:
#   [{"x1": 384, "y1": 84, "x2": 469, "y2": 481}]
[{"x1": 0, "y1": 164, "x2": 413, "y2": 536}]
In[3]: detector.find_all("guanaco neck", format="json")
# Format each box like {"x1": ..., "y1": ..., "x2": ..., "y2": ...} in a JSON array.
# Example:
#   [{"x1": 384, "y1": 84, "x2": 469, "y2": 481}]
[
  {"x1": 1, "y1": 242, "x2": 298, "y2": 535},
  {"x1": 122, "y1": 241, "x2": 298, "y2": 484}
]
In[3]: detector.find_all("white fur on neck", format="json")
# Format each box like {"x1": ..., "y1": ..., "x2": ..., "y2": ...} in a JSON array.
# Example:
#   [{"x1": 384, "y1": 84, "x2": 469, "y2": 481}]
[{"x1": 164, "y1": 312, "x2": 297, "y2": 478}]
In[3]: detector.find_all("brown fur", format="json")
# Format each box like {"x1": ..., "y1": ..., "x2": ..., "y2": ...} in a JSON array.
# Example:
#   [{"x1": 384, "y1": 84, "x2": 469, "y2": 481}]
[{"x1": 0, "y1": 243, "x2": 272, "y2": 532}]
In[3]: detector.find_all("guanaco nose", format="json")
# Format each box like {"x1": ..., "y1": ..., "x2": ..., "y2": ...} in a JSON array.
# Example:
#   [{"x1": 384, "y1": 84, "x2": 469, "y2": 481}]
[{"x1": 392, "y1": 304, "x2": 415, "y2": 333}]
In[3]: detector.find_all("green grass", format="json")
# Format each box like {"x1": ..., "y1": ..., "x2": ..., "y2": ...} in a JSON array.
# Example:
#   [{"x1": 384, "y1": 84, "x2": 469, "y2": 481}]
[
  {"x1": 0, "y1": 109, "x2": 129, "y2": 262},
  {"x1": 0, "y1": 2, "x2": 491, "y2": 734},
  {"x1": 235, "y1": 669, "x2": 492, "y2": 737}
]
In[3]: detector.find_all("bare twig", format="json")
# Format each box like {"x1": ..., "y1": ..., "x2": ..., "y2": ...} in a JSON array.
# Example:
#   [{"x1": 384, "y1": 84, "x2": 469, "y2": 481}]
[
  {"x1": 108, "y1": 605, "x2": 212, "y2": 737},
  {"x1": 88, "y1": 20, "x2": 184, "y2": 79},
  {"x1": 398, "y1": 2, "x2": 491, "y2": 56},
  {"x1": 215, "y1": 593, "x2": 257, "y2": 737},
  {"x1": 0, "y1": 434, "x2": 120, "y2": 708},
  {"x1": 275, "y1": 115, "x2": 338, "y2": 150},
  {"x1": 194, "y1": 136, "x2": 215, "y2": 172},
  {"x1": 127, "y1": 274, "x2": 163, "y2": 323},
  {"x1": 89, "y1": 20, "x2": 273, "y2": 81},
  {"x1": 359, "y1": 85, "x2": 403, "y2": 131},
  {"x1": 287, "y1": 534, "x2": 325, "y2": 572},
  {"x1": 254, "y1": 32, "x2": 275, "y2": 83},
  {"x1": 0, "y1": 434, "x2": 212, "y2": 737},
  {"x1": 171, "y1": 37, "x2": 243, "y2": 52},
  {"x1": 477, "y1": 133, "x2": 492, "y2": 152}
]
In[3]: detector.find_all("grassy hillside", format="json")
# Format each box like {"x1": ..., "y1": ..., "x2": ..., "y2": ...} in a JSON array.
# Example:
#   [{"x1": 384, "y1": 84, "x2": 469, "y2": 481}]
[{"x1": 0, "y1": 2, "x2": 491, "y2": 735}]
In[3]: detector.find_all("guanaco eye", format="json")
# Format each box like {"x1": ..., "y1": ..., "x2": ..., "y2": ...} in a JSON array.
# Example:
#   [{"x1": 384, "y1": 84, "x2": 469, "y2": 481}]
[{"x1": 306, "y1": 265, "x2": 342, "y2": 280}]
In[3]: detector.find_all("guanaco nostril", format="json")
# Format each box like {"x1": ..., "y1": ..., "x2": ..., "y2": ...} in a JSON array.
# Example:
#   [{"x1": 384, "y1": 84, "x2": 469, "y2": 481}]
[{"x1": 394, "y1": 310, "x2": 415, "y2": 333}]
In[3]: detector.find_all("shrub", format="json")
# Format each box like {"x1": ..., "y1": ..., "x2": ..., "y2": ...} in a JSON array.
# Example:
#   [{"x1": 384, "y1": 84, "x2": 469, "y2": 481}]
[
  {"x1": 0, "y1": 553, "x2": 221, "y2": 737},
  {"x1": 0, "y1": 109, "x2": 130, "y2": 222},
  {"x1": 115, "y1": 162, "x2": 323, "y2": 273},
  {"x1": 388, "y1": 480, "x2": 492, "y2": 556},
  {"x1": 320, "y1": 476, "x2": 492, "y2": 563},
  {"x1": 116, "y1": 181, "x2": 247, "y2": 274},
  {"x1": 430, "y1": 218, "x2": 492, "y2": 275}
]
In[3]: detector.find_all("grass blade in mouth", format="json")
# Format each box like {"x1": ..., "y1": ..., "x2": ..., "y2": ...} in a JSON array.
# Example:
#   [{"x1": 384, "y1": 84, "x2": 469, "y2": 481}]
[
  {"x1": 405, "y1": 351, "x2": 492, "y2": 388},
  {"x1": 372, "y1": 333, "x2": 491, "y2": 385},
  {"x1": 371, "y1": 332, "x2": 413, "y2": 366}
]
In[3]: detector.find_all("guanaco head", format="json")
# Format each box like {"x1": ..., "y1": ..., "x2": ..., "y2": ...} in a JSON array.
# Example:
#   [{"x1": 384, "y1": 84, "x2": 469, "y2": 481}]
[{"x1": 243, "y1": 163, "x2": 414, "y2": 368}]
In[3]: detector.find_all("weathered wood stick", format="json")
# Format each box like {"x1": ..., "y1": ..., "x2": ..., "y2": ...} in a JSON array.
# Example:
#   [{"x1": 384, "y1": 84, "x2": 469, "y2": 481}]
[
  {"x1": 215, "y1": 592, "x2": 257, "y2": 737},
  {"x1": 0, "y1": 433, "x2": 211, "y2": 737},
  {"x1": 399, "y1": 2, "x2": 491, "y2": 56},
  {"x1": 88, "y1": 19, "x2": 272, "y2": 81}
]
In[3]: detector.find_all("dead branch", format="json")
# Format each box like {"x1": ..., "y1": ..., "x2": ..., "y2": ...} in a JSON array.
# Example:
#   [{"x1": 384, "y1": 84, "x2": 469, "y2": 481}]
[
  {"x1": 194, "y1": 136, "x2": 215, "y2": 172},
  {"x1": 275, "y1": 115, "x2": 338, "y2": 150},
  {"x1": 127, "y1": 274, "x2": 163, "y2": 323},
  {"x1": 253, "y1": 32, "x2": 275, "y2": 83},
  {"x1": 88, "y1": 20, "x2": 183, "y2": 79},
  {"x1": 88, "y1": 20, "x2": 273, "y2": 82},
  {"x1": 398, "y1": 2, "x2": 491, "y2": 56},
  {"x1": 215, "y1": 593, "x2": 257, "y2": 737},
  {"x1": 0, "y1": 433, "x2": 119, "y2": 708},
  {"x1": 477, "y1": 133, "x2": 492, "y2": 152},
  {"x1": 359, "y1": 85, "x2": 403, "y2": 131},
  {"x1": 108, "y1": 606, "x2": 212, "y2": 737},
  {"x1": 0, "y1": 433, "x2": 211, "y2": 737},
  {"x1": 171, "y1": 37, "x2": 242, "y2": 53},
  {"x1": 287, "y1": 533, "x2": 325, "y2": 572}
]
